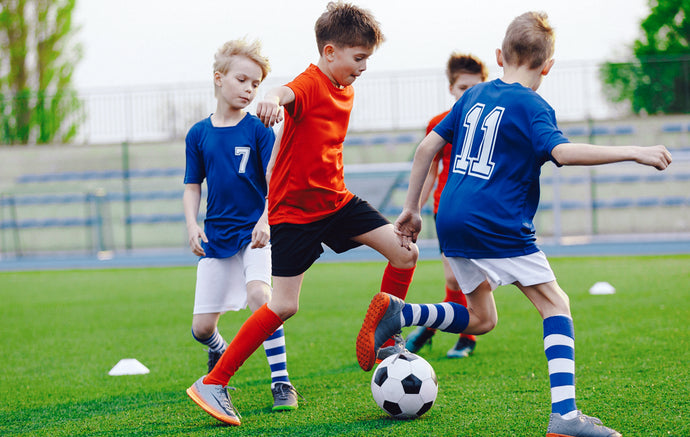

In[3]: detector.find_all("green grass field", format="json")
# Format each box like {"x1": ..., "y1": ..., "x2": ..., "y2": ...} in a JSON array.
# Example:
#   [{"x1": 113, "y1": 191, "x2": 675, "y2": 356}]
[{"x1": 0, "y1": 256, "x2": 688, "y2": 436}]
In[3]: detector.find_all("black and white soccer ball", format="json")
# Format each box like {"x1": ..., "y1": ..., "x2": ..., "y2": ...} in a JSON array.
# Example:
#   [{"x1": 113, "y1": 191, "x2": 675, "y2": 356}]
[{"x1": 370, "y1": 351, "x2": 438, "y2": 419}]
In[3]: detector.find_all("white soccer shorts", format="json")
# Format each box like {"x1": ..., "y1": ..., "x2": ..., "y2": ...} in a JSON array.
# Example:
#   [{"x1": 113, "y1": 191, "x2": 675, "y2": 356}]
[
  {"x1": 192, "y1": 244, "x2": 271, "y2": 314},
  {"x1": 447, "y1": 251, "x2": 556, "y2": 294}
]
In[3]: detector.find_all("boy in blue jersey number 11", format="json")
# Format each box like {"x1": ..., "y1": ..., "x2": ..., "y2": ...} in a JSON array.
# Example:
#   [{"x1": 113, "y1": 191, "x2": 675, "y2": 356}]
[
  {"x1": 183, "y1": 39, "x2": 298, "y2": 420},
  {"x1": 357, "y1": 11, "x2": 672, "y2": 437}
]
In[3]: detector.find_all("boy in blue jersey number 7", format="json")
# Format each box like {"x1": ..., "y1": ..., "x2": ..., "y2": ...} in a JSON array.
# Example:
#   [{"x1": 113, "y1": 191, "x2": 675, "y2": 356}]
[
  {"x1": 357, "y1": 12, "x2": 672, "y2": 437},
  {"x1": 183, "y1": 39, "x2": 298, "y2": 418}
]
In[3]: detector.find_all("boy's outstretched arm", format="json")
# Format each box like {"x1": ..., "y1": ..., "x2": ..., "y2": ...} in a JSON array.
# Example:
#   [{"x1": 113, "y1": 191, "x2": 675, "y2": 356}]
[
  {"x1": 552, "y1": 143, "x2": 672, "y2": 170},
  {"x1": 395, "y1": 131, "x2": 447, "y2": 249},
  {"x1": 256, "y1": 86, "x2": 296, "y2": 127}
]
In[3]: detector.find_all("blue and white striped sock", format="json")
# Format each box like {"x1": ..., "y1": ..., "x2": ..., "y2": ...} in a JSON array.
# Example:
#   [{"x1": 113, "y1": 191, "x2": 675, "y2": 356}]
[
  {"x1": 192, "y1": 327, "x2": 226, "y2": 353},
  {"x1": 263, "y1": 325, "x2": 291, "y2": 388},
  {"x1": 544, "y1": 315, "x2": 577, "y2": 419},
  {"x1": 401, "y1": 302, "x2": 469, "y2": 333}
]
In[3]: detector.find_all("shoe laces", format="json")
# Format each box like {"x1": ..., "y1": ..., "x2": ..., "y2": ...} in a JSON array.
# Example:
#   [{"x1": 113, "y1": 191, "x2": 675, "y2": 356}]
[
  {"x1": 216, "y1": 385, "x2": 241, "y2": 417},
  {"x1": 273, "y1": 383, "x2": 305, "y2": 401}
]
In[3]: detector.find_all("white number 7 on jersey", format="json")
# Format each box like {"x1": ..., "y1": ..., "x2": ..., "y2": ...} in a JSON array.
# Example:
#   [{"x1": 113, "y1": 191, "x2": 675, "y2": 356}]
[
  {"x1": 452, "y1": 103, "x2": 504, "y2": 180},
  {"x1": 235, "y1": 146, "x2": 250, "y2": 173}
]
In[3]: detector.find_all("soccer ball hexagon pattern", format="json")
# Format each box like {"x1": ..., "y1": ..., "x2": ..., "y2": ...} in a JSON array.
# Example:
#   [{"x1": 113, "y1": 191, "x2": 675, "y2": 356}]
[{"x1": 370, "y1": 351, "x2": 438, "y2": 419}]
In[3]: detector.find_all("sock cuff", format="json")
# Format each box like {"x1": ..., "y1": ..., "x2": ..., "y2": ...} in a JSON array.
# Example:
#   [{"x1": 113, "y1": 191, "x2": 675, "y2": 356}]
[
  {"x1": 543, "y1": 314, "x2": 574, "y2": 339},
  {"x1": 257, "y1": 304, "x2": 284, "y2": 335},
  {"x1": 385, "y1": 262, "x2": 416, "y2": 276},
  {"x1": 381, "y1": 263, "x2": 416, "y2": 299}
]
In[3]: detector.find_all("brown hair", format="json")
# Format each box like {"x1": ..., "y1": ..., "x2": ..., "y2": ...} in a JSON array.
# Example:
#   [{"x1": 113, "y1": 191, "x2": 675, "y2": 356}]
[
  {"x1": 501, "y1": 11, "x2": 555, "y2": 69},
  {"x1": 446, "y1": 53, "x2": 489, "y2": 85},
  {"x1": 314, "y1": 1, "x2": 385, "y2": 54}
]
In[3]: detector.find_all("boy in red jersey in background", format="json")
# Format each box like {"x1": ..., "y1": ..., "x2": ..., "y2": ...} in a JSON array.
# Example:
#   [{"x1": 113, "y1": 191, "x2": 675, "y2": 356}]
[
  {"x1": 186, "y1": 1, "x2": 418, "y2": 426},
  {"x1": 406, "y1": 53, "x2": 488, "y2": 359}
]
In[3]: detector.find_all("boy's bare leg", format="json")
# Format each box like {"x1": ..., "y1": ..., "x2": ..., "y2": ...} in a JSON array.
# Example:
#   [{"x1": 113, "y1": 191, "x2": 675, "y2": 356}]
[
  {"x1": 352, "y1": 223, "x2": 418, "y2": 270},
  {"x1": 192, "y1": 313, "x2": 222, "y2": 339},
  {"x1": 268, "y1": 274, "x2": 304, "y2": 320},
  {"x1": 517, "y1": 280, "x2": 571, "y2": 319},
  {"x1": 354, "y1": 224, "x2": 418, "y2": 353},
  {"x1": 246, "y1": 280, "x2": 271, "y2": 312},
  {"x1": 462, "y1": 281, "x2": 498, "y2": 335}
]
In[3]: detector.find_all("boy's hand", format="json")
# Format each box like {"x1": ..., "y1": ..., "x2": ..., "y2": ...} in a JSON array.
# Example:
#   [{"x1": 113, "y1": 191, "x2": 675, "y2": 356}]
[
  {"x1": 394, "y1": 209, "x2": 422, "y2": 250},
  {"x1": 256, "y1": 98, "x2": 283, "y2": 127},
  {"x1": 187, "y1": 224, "x2": 207, "y2": 256},
  {"x1": 251, "y1": 215, "x2": 270, "y2": 248},
  {"x1": 638, "y1": 145, "x2": 672, "y2": 170}
]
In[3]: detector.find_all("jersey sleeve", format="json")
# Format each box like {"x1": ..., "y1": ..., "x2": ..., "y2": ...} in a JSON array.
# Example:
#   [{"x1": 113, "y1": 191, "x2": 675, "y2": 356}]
[
  {"x1": 285, "y1": 71, "x2": 313, "y2": 122},
  {"x1": 184, "y1": 122, "x2": 205, "y2": 184},
  {"x1": 531, "y1": 105, "x2": 569, "y2": 167}
]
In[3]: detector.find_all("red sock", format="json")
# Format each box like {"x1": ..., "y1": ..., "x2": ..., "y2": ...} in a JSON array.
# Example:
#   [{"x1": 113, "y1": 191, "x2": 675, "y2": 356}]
[
  {"x1": 380, "y1": 263, "x2": 415, "y2": 300},
  {"x1": 204, "y1": 304, "x2": 283, "y2": 386},
  {"x1": 444, "y1": 286, "x2": 464, "y2": 304},
  {"x1": 444, "y1": 286, "x2": 476, "y2": 342}
]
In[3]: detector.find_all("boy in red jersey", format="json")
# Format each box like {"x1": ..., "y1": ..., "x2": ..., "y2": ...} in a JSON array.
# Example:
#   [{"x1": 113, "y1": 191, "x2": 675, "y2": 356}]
[
  {"x1": 405, "y1": 53, "x2": 488, "y2": 359},
  {"x1": 186, "y1": 1, "x2": 417, "y2": 425}
]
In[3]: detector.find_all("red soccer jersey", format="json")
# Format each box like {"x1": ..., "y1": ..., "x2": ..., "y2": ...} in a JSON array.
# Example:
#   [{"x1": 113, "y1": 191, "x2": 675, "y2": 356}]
[
  {"x1": 268, "y1": 64, "x2": 355, "y2": 224},
  {"x1": 426, "y1": 110, "x2": 452, "y2": 214}
]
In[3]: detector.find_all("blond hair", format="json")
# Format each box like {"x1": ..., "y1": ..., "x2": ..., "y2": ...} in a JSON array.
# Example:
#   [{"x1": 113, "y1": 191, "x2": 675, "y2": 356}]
[
  {"x1": 501, "y1": 11, "x2": 555, "y2": 69},
  {"x1": 446, "y1": 53, "x2": 489, "y2": 85},
  {"x1": 213, "y1": 38, "x2": 271, "y2": 84},
  {"x1": 314, "y1": 1, "x2": 385, "y2": 55}
]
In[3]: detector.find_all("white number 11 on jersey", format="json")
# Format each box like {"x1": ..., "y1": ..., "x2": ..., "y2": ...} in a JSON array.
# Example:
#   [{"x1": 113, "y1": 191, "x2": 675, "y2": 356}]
[{"x1": 452, "y1": 103, "x2": 504, "y2": 180}]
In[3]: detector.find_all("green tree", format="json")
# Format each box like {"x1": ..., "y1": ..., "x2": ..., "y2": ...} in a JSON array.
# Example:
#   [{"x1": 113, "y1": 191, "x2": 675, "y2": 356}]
[
  {"x1": 0, "y1": 0, "x2": 82, "y2": 145},
  {"x1": 601, "y1": 0, "x2": 690, "y2": 114}
]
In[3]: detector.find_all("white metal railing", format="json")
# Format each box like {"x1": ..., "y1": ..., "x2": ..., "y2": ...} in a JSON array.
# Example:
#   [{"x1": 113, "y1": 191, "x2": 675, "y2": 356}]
[{"x1": 73, "y1": 60, "x2": 627, "y2": 145}]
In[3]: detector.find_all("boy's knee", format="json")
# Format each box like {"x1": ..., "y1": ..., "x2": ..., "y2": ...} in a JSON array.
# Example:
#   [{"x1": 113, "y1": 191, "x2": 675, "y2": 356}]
[
  {"x1": 476, "y1": 317, "x2": 497, "y2": 335},
  {"x1": 470, "y1": 313, "x2": 498, "y2": 335},
  {"x1": 269, "y1": 301, "x2": 299, "y2": 321},
  {"x1": 246, "y1": 282, "x2": 271, "y2": 310},
  {"x1": 191, "y1": 320, "x2": 215, "y2": 340},
  {"x1": 390, "y1": 243, "x2": 418, "y2": 269}
]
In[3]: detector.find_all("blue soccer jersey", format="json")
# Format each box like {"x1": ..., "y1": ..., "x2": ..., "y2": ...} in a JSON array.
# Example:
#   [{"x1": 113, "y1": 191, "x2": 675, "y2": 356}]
[
  {"x1": 433, "y1": 79, "x2": 569, "y2": 258},
  {"x1": 184, "y1": 114, "x2": 274, "y2": 258}
]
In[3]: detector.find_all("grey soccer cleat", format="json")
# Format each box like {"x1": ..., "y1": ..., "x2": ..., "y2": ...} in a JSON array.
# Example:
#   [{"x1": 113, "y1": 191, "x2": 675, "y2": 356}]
[
  {"x1": 357, "y1": 292, "x2": 405, "y2": 371},
  {"x1": 186, "y1": 376, "x2": 241, "y2": 426},
  {"x1": 271, "y1": 382, "x2": 301, "y2": 411},
  {"x1": 546, "y1": 411, "x2": 621, "y2": 437}
]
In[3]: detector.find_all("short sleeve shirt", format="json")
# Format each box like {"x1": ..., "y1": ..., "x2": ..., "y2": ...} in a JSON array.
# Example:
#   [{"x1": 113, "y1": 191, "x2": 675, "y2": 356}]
[
  {"x1": 433, "y1": 79, "x2": 568, "y2": 258},
  {"x1": 184, "y1": 114, "x2": 274, "y2": 258},
  {"x1": 268, "y1": 64, "x2": 355, "y2": 225}
]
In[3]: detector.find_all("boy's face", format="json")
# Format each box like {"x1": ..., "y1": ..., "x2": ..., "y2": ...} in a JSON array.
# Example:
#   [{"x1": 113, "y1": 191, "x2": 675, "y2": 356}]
[
  {"x1": 214, "y1": 55, "x2": 263, "y2": 110},
  {"x1": 449, "y1": 73, "x2": 484, "y2": 101},
  {"x1": 324, "y1": 45, "x2": 373, "y2": 87}
]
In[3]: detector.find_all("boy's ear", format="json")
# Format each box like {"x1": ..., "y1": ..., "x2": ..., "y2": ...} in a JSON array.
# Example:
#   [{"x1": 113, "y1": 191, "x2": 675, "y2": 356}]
[
  {"x1": 213, "y1": 71, "x2": 223, "y2": 87},
  {"x1": 541, "y1": 58, "x2": 555, "y2": 76},
  {"x1": 495, "y1": 49, "x2": 504, "y2": 67},
  {"x1": 323, "y1": 43, "x2": 336, "y2": 61}
]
